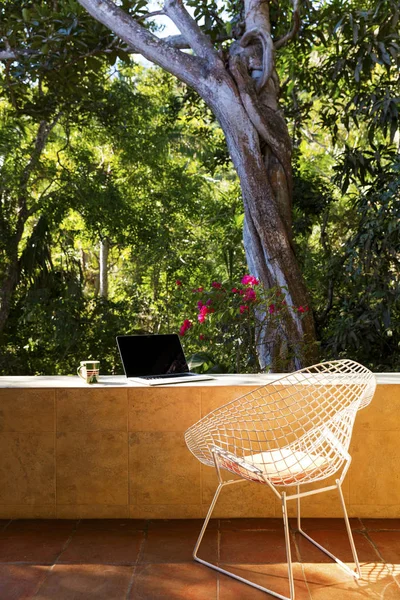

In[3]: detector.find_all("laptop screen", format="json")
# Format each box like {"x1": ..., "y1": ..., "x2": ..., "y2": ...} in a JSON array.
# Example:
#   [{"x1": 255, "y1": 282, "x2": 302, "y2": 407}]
[{"x1": 116, "y1": 334, "x2": 189, "y2": 377}]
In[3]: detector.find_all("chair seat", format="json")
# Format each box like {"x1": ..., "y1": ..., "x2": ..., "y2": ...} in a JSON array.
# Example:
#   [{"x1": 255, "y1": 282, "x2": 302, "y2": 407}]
[{"x1": 244, "y1": 448, "x2": 329, "y2": 485}]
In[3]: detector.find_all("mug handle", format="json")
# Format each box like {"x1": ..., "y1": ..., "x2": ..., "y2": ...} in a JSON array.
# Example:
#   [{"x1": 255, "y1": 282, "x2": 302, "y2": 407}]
[{"x1": 77, "y1": 365, "x2": 85, "y2": 380}]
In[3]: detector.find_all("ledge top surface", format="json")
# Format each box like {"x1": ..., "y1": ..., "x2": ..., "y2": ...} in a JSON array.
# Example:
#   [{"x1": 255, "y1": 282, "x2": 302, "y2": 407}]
[{"x1": 0, "y1": 372, "x2": 397, "y2": 388}]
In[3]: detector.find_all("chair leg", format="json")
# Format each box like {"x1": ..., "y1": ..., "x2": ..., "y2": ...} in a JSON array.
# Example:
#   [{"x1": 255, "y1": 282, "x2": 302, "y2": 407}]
[
  {"x1": 295, "y1": 481, "x2": 361, "y2": 579},
  {"x1": 282, "y1": 492, "x2": 296, "y2": 600},
  {"x1": 193, "y1": 481, "x2": 295, "y2": 600}
]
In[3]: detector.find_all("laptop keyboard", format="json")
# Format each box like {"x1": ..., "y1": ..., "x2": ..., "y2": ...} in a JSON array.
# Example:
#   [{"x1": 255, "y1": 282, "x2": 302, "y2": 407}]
[{"x1": 145, "y1": 373, "x2": 194, "y2": 380}]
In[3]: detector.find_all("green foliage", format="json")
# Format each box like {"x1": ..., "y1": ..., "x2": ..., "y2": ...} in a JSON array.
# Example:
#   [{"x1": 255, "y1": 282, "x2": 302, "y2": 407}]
[{"x1": 1, "y1": 0, "x2": 399, "y2": 374}]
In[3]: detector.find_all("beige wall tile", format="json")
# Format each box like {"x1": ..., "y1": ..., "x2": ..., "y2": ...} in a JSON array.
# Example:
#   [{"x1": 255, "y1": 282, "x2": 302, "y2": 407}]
[
  {"x1": 56, "y1": 505, "x2": 129, "y2": 519},
  {"x1": 129, "y1": 387, "x2": 201, "y2": 432},
  {"x1": 0, "y1": 389, "x2": 54, "y2": 432},
  {"x1": 56, "y1": 389, "x2": 127, "y2": 432},
  {"x1": 349, "y1": 430, "x2": 400, "y2": 506},
  {"x1": 201, "y1": 387, "x2": 250, "y2": 417},
  {"x1": 201, "y1": 466, "x2": 275, "y2": 518},
  {"x1": 0, "y1": 505, "x2": 56, "y2": 519},
  {"x1": 130, "y1": 504, "x2": 204, "y2": 519},
  {"x1": 354, "y1": 385, "x2": 400, "y2": 432},
  {"x1": 0, "y1": 433, "x2": 55, "y2": 504},
  {"x1": 56, "y1": 432, "x2": 128, "y2": 505},
  {"x1": 129, "y1": 432, "x2": 201, "y2": 505},
  {"x1": 348, "y1": 504, "x2": 400, "y2": 518}
]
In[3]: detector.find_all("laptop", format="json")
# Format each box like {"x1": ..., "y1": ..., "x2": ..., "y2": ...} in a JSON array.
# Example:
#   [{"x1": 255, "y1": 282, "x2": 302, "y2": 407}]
[{"x1": 116, "y1": 334, "x2": 214, "y2": 385}]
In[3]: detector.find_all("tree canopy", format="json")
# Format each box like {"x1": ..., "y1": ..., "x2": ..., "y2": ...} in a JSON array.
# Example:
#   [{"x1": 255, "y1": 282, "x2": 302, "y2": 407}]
[{"x1": 0, "y1": 0, "x2": 399, "y2": 373}]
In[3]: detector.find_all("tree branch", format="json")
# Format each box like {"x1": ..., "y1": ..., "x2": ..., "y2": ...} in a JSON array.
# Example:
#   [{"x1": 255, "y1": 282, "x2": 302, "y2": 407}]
[
  {"x1": 163, "y1": 31, "x2": 231, "y2": 50},
  {"x1": 274, "y1": 0, "x2": 301, "y2": 50},
  {"x1": 137, "y1": 10, "x2": 165, "y2": 22},
  {"x1": 0, "y1": 49, "x2": 33, "y2": 61},
  {"x1": 76, "y1": 0, "x2": 207, "y2": 91},
  {"x1": 163, "y1": 0, "x2": 222, "y2": 64},
  {"x1": 240, "y1": 28, "x2": 274, "y2": 91}
]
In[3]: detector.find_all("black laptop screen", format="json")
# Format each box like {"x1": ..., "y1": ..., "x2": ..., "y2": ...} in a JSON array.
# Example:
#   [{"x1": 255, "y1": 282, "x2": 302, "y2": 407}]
[{"x1": 117, "y1": 334, "x2": 189, "y2": 377}]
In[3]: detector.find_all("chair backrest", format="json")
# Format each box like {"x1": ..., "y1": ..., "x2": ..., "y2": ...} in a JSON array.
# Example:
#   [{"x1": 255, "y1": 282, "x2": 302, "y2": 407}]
[{"x1": 185, "y1": 360, "x2": 376, "y2": 485}]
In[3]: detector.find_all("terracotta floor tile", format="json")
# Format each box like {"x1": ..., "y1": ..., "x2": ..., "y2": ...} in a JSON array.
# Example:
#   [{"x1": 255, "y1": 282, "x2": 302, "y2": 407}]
[
  {"x1": 140, "y1": 529, "x2": 217, "y2": 564},
  {"x1": 362, "y1": 519, "x2": 400, "y2": 531},
  {"x1": 0, "y1": 520, "x2": 77, "y2": 563},
  {"x1": 34, "y1": 564, "x2": 134, "y2": 600},
  {"x1": 304, "y1": 562, "x2": 400, "y2": 599},
  {"x1": 57, "y1": 528, "x2": 144, "y2": 565},
  {"x1": 220, "y1": 518, "x2": 284, "y2": 531},
  {"x1": 220, "y1": 530, "x2": 296, "y2": 564},
  {"x1": 294, "y1": 530, "x2": 379, "y2": 564},
  {"x1": 147, "y1": 519, "x2": 218, "y2": 532},
  {"x1": 367, "y1": 531, "x2": 400, "y2": 564},
  {"x1": 218, "y1": 563, "x2": 311, "y2": 600},
  {"x1": 129, "y1": 562, "x2": 218, "y2": 599},
  {"x1": 78, "y1": 519, "x2": 147, "y2": 531},
  {"x1": 0, "y1": 565, "x2": 50, "y2": 600},
  {"x1": 290, "y1": 518, "x2": 363, "y2": 532}
]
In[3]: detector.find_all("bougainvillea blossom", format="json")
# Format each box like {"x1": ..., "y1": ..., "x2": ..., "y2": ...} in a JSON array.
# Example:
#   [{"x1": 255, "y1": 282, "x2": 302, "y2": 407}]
[
  {"x1": 241, "y1": 275, "x2": 259, "y2": 286},
  {"x1": 244, "y1": 288, "x2": 256, "y2": 302},
  {"x1": 179, "y1": 319, "x2": 192, "y2": 336}
]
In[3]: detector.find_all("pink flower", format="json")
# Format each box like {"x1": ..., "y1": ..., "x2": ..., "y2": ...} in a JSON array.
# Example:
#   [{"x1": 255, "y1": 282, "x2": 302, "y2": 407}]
[
  {"x1": 298, "y1": 306, "x2": 305, "y2": 313},
  {"x1": 199, "y1": 334, "x2": 205, "y2": 341},
  {"x1": 231, "y1": 287, "x2": 239, "y2": 293},
  {"x1": 244, "y1": 288, "x2": 256, "y2": 302},
  {"x1": 211, "y1": 281, "x2": 222, "y2": 289},
  {"x1": 241, "y1": 275, "x2": 260, "y2": 286},
  {"x1": 192, "y1": 286, "x2": 204, "y2": 293},
  {"x1": 205, "y1": 298, "x2": 212, "y2": 306},
  {"x1": 176, "y1": 280, "x2": 182, "y2": 286},
  {"x1": 179, "y1": 319, "x2": 192, "y2": 336},
  {"x1": 197, "y1": 301, "x2": 204, "y2": 309},
  {"x1": 268, "y1": 304, "x2": 275, "y2": 314},
  {"x1": 239, "y1": 305, "x2": 249, "y2": 314},
  {"x1": 198, "y1": 304, "x2": 215, "y2": 323}
]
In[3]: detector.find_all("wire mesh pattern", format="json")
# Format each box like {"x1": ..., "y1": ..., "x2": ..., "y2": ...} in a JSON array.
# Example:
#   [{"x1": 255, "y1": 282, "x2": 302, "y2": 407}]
[{"x1": 185, "y1": 360, "x2": 376, "y2": 487}]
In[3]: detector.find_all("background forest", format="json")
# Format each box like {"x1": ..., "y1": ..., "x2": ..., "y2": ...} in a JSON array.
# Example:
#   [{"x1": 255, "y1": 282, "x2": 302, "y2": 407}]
[{"x1": 0, "y1": 0, "x2": 399, "y2": 375}]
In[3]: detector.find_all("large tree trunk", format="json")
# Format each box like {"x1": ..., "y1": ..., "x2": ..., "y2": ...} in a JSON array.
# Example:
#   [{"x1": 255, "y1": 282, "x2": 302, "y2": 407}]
[{"x1": 207, "y1": 74, "x2": 317, "y2": 369}]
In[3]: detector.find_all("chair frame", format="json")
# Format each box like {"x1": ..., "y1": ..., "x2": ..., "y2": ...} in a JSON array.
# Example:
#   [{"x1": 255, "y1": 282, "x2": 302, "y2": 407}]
[{"x1": 185, "y1": 360, "x2": 376, "y2": 600}]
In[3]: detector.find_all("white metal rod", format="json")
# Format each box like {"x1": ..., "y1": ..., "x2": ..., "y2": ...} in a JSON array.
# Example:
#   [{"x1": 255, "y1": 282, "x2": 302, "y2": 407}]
[
  {"x1": 336, "y1": 479, "x2": 362, "y2": 577},
  {"x1": 194, "y1": 557, "x2": 291, "y2": 600}
]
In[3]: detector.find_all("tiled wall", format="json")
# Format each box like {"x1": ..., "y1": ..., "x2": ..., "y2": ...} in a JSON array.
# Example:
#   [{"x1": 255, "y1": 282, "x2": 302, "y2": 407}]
[{"x1": 0, "y1": 383, "x2": 398, "y2": 518}]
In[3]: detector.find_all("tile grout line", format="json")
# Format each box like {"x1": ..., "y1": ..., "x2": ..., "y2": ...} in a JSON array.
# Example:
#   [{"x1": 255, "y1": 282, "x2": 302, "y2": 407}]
[
  {"x1": 127, "y1": 388, "x2": 130, "y2": 514},
  {"x1": 125, "y1": 562, "x2": 139, "y2": 600},
  {"x1": 1, "y1": 519, "x2": 12, "y2": 532},
  {"x1": 32, "y1": 519, "x2": 81, "y2": 598},
  {"x1": 362, "y1": 528, "x2": 400, "y2": 590},
  {"x1": 54, "y1": 388, "x2": 57, "y2": 516}
]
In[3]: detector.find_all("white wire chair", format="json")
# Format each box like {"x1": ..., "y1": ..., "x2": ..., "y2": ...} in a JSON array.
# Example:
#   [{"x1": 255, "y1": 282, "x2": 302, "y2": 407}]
[{"x1": 185, "y1": 359, "x2": 376, "y2": 600}]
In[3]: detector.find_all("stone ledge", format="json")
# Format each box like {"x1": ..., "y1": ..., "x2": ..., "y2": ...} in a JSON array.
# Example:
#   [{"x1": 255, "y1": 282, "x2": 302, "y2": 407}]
[{"x1": 0, "y1": 372, "x2": 398, "y2": 388}]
